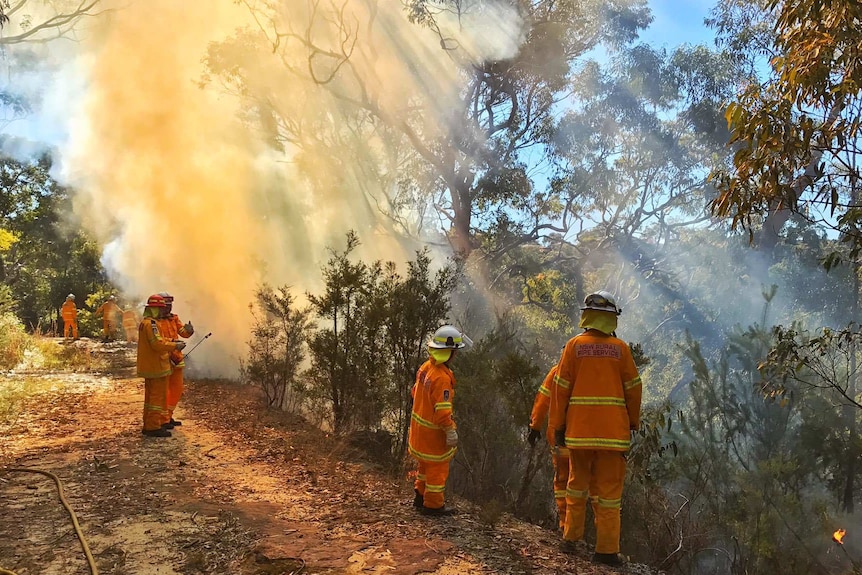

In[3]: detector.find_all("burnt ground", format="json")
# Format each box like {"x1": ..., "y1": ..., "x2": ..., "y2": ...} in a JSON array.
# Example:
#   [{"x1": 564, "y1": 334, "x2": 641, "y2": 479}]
[{"x1": 0, "y1": 340, "x2": 657, "y2": 575}]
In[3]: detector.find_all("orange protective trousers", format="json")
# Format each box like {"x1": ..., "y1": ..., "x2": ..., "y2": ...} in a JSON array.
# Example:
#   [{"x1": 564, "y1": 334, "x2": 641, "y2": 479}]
[
  {"x1": 552, "y1": 447, "x2": 570, "y2": 529},
  {"x1": 413, "y1": 459, "x2": 450, "y2": 509},
  {"x1": 64, "y1": 320, "x2": 78, "y2": 339},
  {"x1": 564, "y1": 450, "x2": 626, "y2": 554},
  {"x1": 142, "y1": 376, "x2": 169, "y2": 431},
  {"x1": 166, "y1": 367, "x2": 184, "y2": 422}
]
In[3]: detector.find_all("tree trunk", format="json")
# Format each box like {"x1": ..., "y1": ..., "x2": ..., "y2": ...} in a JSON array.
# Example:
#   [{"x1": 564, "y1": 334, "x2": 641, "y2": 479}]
[
  {"x1": 842, "y1": 182, "x2": 860, "y2": 512},
  {"x1": 757, "y1": 99, "x2": 845, "y2": 254}
]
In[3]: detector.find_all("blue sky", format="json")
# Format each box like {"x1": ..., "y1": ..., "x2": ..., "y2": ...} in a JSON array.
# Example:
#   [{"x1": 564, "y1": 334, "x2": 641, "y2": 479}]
[{"x1": 640, "y1": 0, "x2": 716, "y2": 49}]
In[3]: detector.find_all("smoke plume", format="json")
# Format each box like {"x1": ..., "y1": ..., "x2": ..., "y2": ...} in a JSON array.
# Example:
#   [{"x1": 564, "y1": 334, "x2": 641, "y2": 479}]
[{"x1": 46, "y1": 0, "x2": 524, "y2": 375}]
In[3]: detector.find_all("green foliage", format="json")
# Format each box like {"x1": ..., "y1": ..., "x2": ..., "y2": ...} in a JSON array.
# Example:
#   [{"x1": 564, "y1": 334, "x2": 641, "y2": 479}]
[
  {"x1": 241, "y1": 284, "x2": 313, "y2": 411},
  {"x1": 710, "y1": 0, "x2": 862, "y2": 251},
  {"x1": 0, "y1": 151, "x2": 111, "y2": 333},
  {"x1": 447, "y1": 315, "x2": 552, "y2": 518},
  {"x1": 304, "y1": 231, "x2": 458, "y2": 446},
  {"x1": 662, "y1": 322, "x2": 837, "y2": 575}
]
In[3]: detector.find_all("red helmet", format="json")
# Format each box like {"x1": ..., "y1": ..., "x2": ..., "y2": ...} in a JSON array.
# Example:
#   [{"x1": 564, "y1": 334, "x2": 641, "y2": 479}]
[{"x1": 146, "y1": 294, "x2": 167, "y2": 308}]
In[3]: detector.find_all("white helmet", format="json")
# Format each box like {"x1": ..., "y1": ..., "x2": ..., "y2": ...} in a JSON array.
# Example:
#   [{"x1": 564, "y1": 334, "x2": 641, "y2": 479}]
[
  {"x1": 67, "y1": 294, "x2": 75, "y2": 301},
  {"x1": 580, "y1": 290, "x2": 621, "y2": 315},
  {"x1": 428, "y1": 325, "x2": 471, "y2": 349}
]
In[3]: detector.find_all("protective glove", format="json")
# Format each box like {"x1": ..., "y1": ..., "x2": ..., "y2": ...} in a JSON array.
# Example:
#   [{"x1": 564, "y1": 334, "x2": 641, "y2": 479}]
[
  {"x1": 175, "y1": 340, "x2": 187, "y2": 351},
  {"x1": 445, "y1": 428, "x2": 458, "y2": 447},
  {"x1": 184, "y1": 321, "x2": 194, "y2": 335},
  {"x1": 527, "y1": 428, "x2": 542, "y2": 447},
  {"x1": 554, "y1": 428, "x2": 566, "y2": 447}
]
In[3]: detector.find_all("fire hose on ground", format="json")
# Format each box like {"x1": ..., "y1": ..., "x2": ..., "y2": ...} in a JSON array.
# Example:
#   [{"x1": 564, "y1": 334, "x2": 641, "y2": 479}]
[
  {"x1": 1, "y1": 332, "x2": 214, "y2": 575},
  {"x1": 0, "y1": 467, "x2": 99, "y2": 575}
]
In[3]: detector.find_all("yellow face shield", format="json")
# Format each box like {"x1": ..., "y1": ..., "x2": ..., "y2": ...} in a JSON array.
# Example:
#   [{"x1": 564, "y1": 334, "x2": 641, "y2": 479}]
[
  {"x1": 578, "y1": 309, "x2": 618, "y2": 335},
  {"x1": 429, "y1": 348, "x2": 454, "y2": 364}
]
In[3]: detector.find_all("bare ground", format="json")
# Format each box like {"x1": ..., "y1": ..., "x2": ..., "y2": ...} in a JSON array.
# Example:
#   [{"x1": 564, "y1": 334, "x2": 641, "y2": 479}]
[{"x1": 0, "y1": 340, "x2": 653, "y2": 575}]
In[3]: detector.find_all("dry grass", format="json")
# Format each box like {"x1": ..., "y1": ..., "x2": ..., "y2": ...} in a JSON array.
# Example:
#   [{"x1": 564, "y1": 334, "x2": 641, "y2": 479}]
[
  {"x1": 0, "y1": 313, "x2": 30, "y2": 369},
  {"x1": 0, "y1": 375, "x2": 58, "y2": 426},
  {"x1": 30, "y1": 338, "x2": 100, "y2": 371}
]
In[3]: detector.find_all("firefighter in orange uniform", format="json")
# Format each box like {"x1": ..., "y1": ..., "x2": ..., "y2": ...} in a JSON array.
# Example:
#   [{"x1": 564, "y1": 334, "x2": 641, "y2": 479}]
[
  {"x1": 122, "y1": 305, "x2": 141, "y2": 343},
  {"x1": 156, "y1": 292, "x2": 193, "y2": 429},
  {"x1": 96, "y1": 295, "x2": 122, "y2": 341},
  {"x1": 528, "y1": 364, "x2": 571, "y2": 530},
  {"x1": 408, "y1": 325, "x2": 471, "y2": 516},
  {"x1": 550, "y1": 291, "x2": 642, "y2": 566},
  {"x1": 60, "y1": 294, "x2": 78, "y2": 340},
  {"x1": 138, "y1": 294, "x2": 186, "y2": 438}
]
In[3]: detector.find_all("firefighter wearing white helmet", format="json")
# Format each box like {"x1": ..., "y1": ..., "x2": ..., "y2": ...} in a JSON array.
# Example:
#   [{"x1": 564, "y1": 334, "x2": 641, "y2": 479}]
[
  {"x1": 408, "y1": 324, "x2": 471, "y2": 516},
  {"x1": 550, "y1": 291, "x2": 642, "y2": 566},
  {"x1": 60, "y1": 293, "x2": 78, "y2": 340}
]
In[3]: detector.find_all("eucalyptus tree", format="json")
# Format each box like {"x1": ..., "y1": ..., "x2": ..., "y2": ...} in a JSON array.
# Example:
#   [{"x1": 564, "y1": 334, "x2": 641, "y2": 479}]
[
  {"x1": 208, "y1": 0, "x2": 652, "y2": 257},
  {"x1": 0, "y1": 0, "x2": 102, "y2": 43},
  {"x1": 710, "y1": 0, "x2": 862, "y2": 255}
]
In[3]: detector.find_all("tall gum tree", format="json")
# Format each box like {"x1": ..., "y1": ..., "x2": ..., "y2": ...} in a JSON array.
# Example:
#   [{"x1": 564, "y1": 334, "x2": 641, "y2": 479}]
[
  {"x1": 710, "y1": 0, "x2": 862, "y2": 256},
  {"x1": 209, "y1": 0, "x2": 651, "y2": 257}
]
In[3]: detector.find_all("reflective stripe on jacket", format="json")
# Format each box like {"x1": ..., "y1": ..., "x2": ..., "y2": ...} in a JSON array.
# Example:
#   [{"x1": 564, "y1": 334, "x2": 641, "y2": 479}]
[
  {"x1": 530, "y1": 365, "x2": 565, "y2": 449},
  {"x1": 408, "y1": 358, "x2": 457, "y2": 463},
  {"x1": 549, "y1": 330, "x2": 642, "y2": 451},
  {"x1": 61, "y1": 301, "x2": 77, "y2": 321},
  {"x1": 96, "y1": 301, "x2": 122, "y2": 322},
  {"x1": 122, "y1": 310, "x2": 139, "y2": 331},
  {"x1": 136, "y1": 318, "x2": 176, "y2": 378}
]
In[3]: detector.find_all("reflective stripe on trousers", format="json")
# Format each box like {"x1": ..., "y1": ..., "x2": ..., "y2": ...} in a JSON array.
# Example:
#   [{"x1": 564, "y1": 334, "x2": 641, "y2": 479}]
[
  {"x1": 143, "y1": 376, "x2": 169, "y2": 431},
  {"x1": 413, "y1": 459, "x2": 451, "y2": 509},
  {"x1": 563, "y1": 449, "x2": 626, "y2": 554},
  {"x1": 552, "y1": 448, "x2": 570, "y2": 530}
]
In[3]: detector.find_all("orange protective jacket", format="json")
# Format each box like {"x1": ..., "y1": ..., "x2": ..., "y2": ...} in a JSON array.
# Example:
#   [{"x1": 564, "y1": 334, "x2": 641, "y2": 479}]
[
  {"x1": 96, "y1": 300, "x2": 122, "y2": 322},
  {"x1": 529, "y1": 365, "x2": 558, "y2": 449},
  {"x1": 136, "y1": 317, "x2": 177, "y2": 378},
  {"x1": 156, "y1": 314, "x2": 192, "y2": 367},
  {"x1": 122, "y1": 309, "x2": 140, "y2": 331},
  {"x1": 549, "y1": 330, "x2": 642, "y2": 452},
  {"x1": 61, "y1": 301, "x2": 77, "y2": 321},
  {"x1": 408, "y1": 358, "x2": 457, "y2": 463}
]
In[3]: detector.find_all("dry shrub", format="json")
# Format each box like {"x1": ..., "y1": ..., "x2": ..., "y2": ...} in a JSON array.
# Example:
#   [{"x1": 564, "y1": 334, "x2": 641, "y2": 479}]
[{"x1": 0, "y1": 312, "x2": 29, "y2": 369}]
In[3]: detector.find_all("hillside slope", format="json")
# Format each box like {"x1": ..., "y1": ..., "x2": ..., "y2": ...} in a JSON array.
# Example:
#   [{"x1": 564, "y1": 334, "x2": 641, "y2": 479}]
[{"x1": 0, "y1": 340, "x2": 659, "y2": 575}]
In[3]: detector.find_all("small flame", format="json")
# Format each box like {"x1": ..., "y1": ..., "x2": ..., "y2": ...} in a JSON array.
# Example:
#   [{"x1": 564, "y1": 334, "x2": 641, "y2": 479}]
[{"x1": 834, "y1": 529, "x2": 847, "y2": 544}]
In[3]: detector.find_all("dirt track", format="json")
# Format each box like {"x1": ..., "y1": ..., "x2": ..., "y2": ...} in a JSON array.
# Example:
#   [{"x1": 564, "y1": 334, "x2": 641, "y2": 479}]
[{"x1": 0, "y1": 341, "x2": 632, "y2": 575}]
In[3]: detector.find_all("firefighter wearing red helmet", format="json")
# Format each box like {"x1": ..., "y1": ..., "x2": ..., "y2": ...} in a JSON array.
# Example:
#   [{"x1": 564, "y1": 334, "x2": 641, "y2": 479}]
[
  {"x1": 138, "y1": 294, "x2": 186, "y2": 438},
  {"x1": 550, "y1": 291, "x2": 642, "y2": 566},
  {"x1": 155, "y1": 292, "x2": 194, "y2": 430},
  {"x1": 408, "y1": 325, "x2": 472, "y2": 516}
]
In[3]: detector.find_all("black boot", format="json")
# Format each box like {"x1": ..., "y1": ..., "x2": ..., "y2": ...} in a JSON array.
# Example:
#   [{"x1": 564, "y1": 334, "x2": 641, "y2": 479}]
[
  {"x1": 592, "y1": 552, "x2": 625, "y2": 566},
  {"x1": 162, "y1": 421, "x2": 175, "y2": 430},
  {"x1": 142, "y1": 428, "x2": 172, "y2": 438},
  {"x1": 413, "y1": 490, "x2": 424, "y2": 508},
  {"x1": 169, "y1": 418, "x2": 182, "y2": 427}
]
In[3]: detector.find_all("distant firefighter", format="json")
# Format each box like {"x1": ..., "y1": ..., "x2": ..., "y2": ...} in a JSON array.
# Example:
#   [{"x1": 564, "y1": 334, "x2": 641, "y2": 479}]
[
  {"x1": 95, "y1": 295, "x2": 122, "y2": 341},
  {"x1": 122, "y1": 305, "x2": 142, "y2": 343},
  {"x1": 156, "y1": 292, "x2": 193, "y2": 430},
  {"x1": 60, "y1": 294, "x2": 78, "y2": 340}
]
